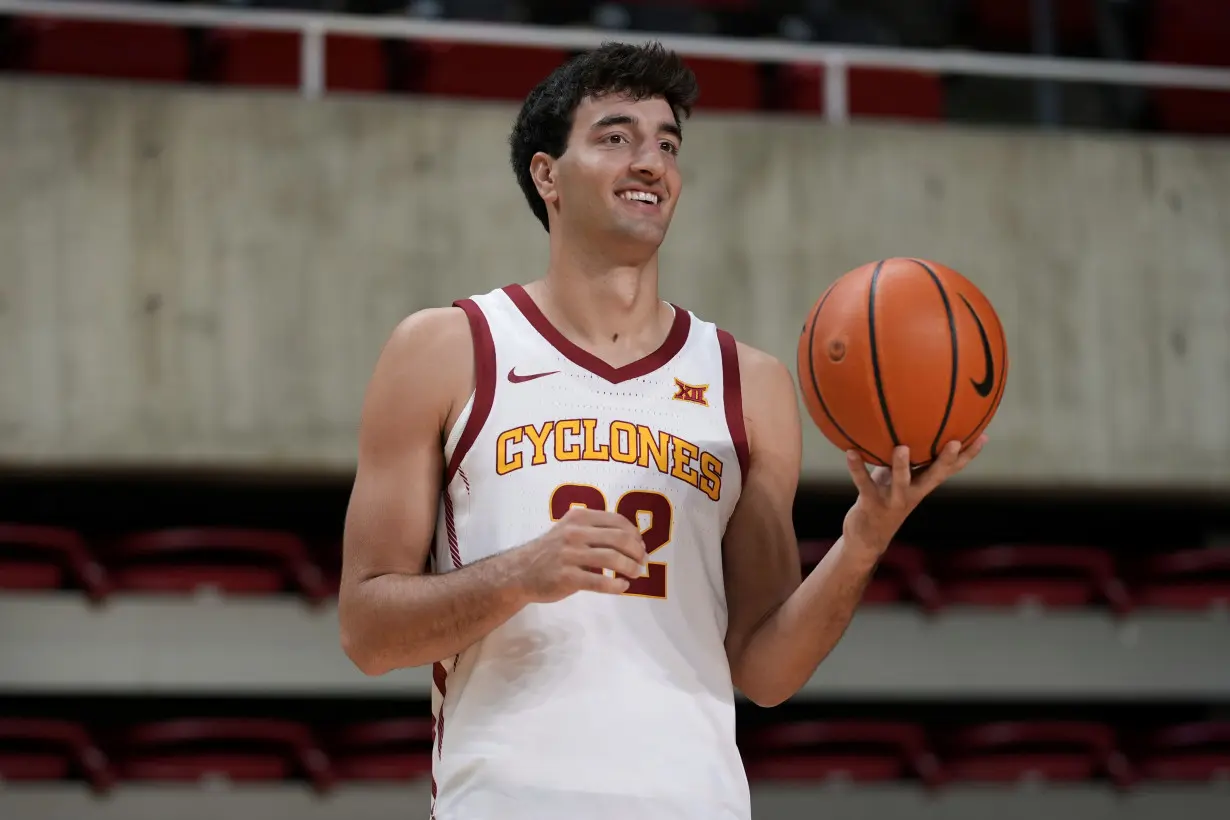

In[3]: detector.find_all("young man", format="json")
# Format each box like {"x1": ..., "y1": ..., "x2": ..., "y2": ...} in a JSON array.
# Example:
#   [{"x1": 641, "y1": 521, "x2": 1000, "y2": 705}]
[{"x1": 339, "y1": 42, "x2": 984, "y2": 820}]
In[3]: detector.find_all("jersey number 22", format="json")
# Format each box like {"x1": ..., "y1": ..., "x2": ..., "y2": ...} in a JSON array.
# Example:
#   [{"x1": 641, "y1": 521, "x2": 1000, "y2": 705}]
[{"x1": 550, "y1": 484, "x2": 672, "y2": 599}]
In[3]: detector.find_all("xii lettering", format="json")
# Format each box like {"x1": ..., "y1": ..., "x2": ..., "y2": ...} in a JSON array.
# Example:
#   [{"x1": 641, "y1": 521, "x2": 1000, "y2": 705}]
[{"x1": 672, "y1": 379, "x2": 709, "y2": 407}]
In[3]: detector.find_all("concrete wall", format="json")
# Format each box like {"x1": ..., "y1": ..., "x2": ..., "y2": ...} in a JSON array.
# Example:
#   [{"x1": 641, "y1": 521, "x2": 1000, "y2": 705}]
[
  {"x1": 6, "y1": 596, "x2": 1229, "y2": 698},
  {"x1": 1, "y1": 79, "x2": 1228, "y2": 488}
]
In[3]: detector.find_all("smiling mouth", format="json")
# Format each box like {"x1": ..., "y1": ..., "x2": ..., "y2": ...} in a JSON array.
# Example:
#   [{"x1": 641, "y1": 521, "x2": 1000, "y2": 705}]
[{"x1": 618, "y1": 190, "x2": 662, "y2": 207}]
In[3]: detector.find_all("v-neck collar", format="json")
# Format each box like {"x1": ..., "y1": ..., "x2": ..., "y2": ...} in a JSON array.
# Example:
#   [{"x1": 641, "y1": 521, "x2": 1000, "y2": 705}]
[{"x1": 503, "y1": 283, "x2": 691, "y2": 385}]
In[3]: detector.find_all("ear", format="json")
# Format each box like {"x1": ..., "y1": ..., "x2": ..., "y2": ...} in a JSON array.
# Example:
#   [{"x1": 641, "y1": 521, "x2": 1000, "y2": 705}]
[{"x1": 529, "y1": 152, "x2": 558, "y2": 205}]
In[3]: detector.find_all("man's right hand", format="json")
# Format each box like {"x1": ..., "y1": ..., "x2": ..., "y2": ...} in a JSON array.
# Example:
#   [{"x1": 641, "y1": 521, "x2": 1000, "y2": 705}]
[{"x1": 511, "y1": 508, "x2": 648, "y2": 603}]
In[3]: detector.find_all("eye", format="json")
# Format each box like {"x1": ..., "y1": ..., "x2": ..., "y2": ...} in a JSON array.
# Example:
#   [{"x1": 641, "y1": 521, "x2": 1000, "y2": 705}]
[
  {"x1": 605, "y1": 133, "x2": 629, "y2": 145},
  {"x1": 660, "y1": 141, "x2": 679, "y2": 155}
]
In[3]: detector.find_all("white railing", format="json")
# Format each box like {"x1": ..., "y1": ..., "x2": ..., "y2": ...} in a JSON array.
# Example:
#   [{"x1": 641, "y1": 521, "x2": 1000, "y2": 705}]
[{"x1": 3, "y1": 0, "x2": 1230, "y2": 123}]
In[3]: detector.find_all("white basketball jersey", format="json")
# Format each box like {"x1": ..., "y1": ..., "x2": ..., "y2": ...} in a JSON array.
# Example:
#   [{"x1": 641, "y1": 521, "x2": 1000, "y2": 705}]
[{"x1": 429, "y1": 284, "x2": 751, "y2": 820}]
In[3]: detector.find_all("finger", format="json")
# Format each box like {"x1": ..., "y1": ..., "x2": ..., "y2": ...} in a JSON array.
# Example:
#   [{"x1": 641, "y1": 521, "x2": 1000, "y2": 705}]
[
  {"x1": 935, "y1": 439, "x2": 962, "y2": 472},
  {"x1": 565, "y1": 507, "x2": 641, "y2": 535},
  {"x1": 845, "y1": 450, "x2": 879, "y2": 497},
  {"x1": 577, "y1": 547, "x2": 645, "y2": 580},
  {"x1": 889, "y1": 446, "x2": 911, "y2": 506},
  {"x1": 915, "y1": 440, "x2": 963, "y2": 495},
  {"x1": 575, "y1": 525, "x2": 646, "y2": 563},
  {"x1": 572, "y1": 567, "x2": 631, "y2": 595},
  {"x1": 954, "y1": 434, "x2": 988, "y2": 469}
]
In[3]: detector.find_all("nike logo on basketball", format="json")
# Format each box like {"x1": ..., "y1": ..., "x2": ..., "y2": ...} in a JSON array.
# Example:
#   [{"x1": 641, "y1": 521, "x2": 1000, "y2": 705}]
[
  {"x1": 508, "y1": 368, "x2": 559, "y2": 384},
  {"x1": 961, "y1": 295, "x2": 995, "y2": 398}
]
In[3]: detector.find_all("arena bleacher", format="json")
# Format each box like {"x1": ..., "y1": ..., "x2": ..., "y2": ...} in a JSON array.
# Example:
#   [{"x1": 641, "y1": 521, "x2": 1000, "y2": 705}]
[
  {"x1": 1, "y1": 1, "x2": 1229, "y2": 819},
  {"x1": 0, "y1": 0, "x2": 1228, "y2": 130},
  {"x1": 2, "y1": 471, "x2": 1228, "y2": 818}
]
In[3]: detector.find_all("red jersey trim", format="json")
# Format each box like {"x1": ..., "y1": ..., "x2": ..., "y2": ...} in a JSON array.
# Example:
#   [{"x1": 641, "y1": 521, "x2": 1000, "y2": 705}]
[
  {"x1": 717, "y1": 329, "x2": 750, "y2": 485},
  {"x1": 502, "y1": 283, "x2": 691, "y2": 385},
  {"x1": 446, "y1": 298, "x2": 497, "y2": 486}
]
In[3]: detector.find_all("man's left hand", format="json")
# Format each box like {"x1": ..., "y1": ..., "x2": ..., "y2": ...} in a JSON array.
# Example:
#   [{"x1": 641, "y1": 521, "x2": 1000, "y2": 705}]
[{"x1": 841, "y1": 435, "x2": 988, "y2": 554}]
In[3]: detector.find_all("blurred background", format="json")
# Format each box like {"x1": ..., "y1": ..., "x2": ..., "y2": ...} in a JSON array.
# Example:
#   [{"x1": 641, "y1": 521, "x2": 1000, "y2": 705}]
[{"x1": 0, "y1": 0, "x2": 1229, "y2": 818}]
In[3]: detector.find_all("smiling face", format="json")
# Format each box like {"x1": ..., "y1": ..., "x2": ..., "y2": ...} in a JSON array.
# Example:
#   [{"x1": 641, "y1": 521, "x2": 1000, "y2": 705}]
[{"x1": 530, "y1": 92, "x2": 684, "y2": 251}]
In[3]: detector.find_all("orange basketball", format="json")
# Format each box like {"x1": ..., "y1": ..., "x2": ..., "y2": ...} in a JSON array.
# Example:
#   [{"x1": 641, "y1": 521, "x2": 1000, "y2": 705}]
[{"x1": 797, "y1": 258, "x2": 1008, "y2": 468}]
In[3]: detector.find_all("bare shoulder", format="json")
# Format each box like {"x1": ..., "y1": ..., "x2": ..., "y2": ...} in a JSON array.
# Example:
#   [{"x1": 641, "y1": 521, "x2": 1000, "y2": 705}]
[
  {"x1": 360, "y1": 306, "x2": 476, "y2": 450},
  {"x1": 385, "y1": 306, "x2": 473, "y2": 366},
  {"x1": 732, "y1": 340, "x2": 793, "y2": 394},
  {"x1": 729, "y1": 339, "x2": 801, "y2": 469}
]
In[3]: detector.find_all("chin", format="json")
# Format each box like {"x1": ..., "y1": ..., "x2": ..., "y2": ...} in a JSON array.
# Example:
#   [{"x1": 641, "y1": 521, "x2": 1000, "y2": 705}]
[{"x1": 614, "y1": 221, "x2": 668, "y2": 248}]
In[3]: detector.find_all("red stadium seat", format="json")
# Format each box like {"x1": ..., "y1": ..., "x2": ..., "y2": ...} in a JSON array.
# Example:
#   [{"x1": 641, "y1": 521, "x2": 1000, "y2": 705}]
[
  {"x1": 743, "y1": 721, "x2": 941, "y2": 785},
  {"x1": 778, "y1": 65, "x2": 944, "y2": 121},
  {"x1": 1149, "y1": 0, "x2": 1230, "y2": 50},
  {"x1": 1145, "y1": 1, "x2": 1230, "y2": 134},
  {"x1": 9, "y1": 17, "x2": 190, "y2": 82},
  {"x1": 0, "y1": 523, "x2": 109, "y2": 601},
  {"x1": 1133, "y1": 547, "x2": 1230, "y2": 610},
  {"x1": 941, "y1": 722, "x2": 1130, "y2": 785},
  {"x1": 686, "y1": 57, "x2": 763, "y2": 111},
  {"x1": 409, "y1": 37, "x2": 758, "y2": 110},
  {"x1": 798, "y1": 540, "x2": 940, "y2": 611},
  {"x1": 330, "y1": 719, "x2": 435, "y2": 781},
  {"x1": 1134, "y1": 723, "x2": 1230, "y2": 781},
  {"x1": 620, "y1": 0, "x2": 752, "y2": 8},
  {"x1": 933, "y1": 545, "x2": 1132, "y2": 613},
  {"x1": 0, "y1": 718, "x2": 113, "y2": 792},
  {"x1": 1148, "y1": 86, "x2": 1230, "y2": 135},
  {"x1": 106, "y1": 528, "x2": 327, "y2": 603},
  {"x1": 115, "y1": 718, "x2": 333, "y2": 791},
  {"x1": 408, "y1": 43, "x2": 572, "y2": 101},
  {"x1": 1146, "y1": 39, "x2": 1230, "y2": 135},
  {"x1": 968, "y1": 0, "x2": 1097, "y2": 46},
  {"x1": 204, "y1": 29, "x2": 389, "y2": 92},
  {"x1": 797, "y1": 539, "x2": 836, "y2": 574}
]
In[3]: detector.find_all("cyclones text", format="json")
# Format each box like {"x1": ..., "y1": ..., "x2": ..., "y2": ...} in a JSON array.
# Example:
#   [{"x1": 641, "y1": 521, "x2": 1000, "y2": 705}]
[{"x1": 496, "y1": 419, "x2": 725, "y2": 502}]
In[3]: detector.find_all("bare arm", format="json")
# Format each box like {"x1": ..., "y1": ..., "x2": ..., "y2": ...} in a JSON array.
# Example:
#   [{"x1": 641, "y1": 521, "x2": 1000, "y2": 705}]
[
  {"x1": 722, "y1": 343, "x2": 987, "y2": 707},
  {"x1": 721, "y1": 343, "x2": 880, "y2": 707},
  {"x1": 338, "y1": 308, "x2": 529, "y2": 675},
  {"x1": 339, "y1": 308, "x2": 645, "y2": 676}
]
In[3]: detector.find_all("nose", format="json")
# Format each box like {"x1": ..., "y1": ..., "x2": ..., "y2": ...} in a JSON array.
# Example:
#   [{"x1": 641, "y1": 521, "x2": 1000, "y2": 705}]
[{"x1": 629, "y1": 141, "x2": 665, "y2": 179}]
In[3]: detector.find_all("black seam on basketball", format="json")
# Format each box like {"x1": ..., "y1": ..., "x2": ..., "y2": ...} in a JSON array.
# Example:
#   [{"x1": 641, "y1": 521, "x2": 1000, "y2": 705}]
[
  {"x1": 913, "y1": 260, "x2": 958, "y2": 462},
  {"x1": 867, "y1": 260, "x2": 901, "y2": 453},
  {"x1": 805, "y1": 282, "x2": 884, "y2": 465}
]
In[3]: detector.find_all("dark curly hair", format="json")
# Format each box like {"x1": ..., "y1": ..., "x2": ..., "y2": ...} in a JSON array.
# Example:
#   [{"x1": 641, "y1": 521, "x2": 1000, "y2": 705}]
[{"x1": 508, "y1": 41, "x2": 700, "y2": 232}]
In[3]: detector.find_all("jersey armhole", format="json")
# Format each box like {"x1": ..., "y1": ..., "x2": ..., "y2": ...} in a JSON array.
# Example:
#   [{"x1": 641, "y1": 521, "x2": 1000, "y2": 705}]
[
  {"x1": 444, "y1": 298, "x2": 497, "y2": 486},
  {"x1": 717, "y1": 329, "x2": 750, "y2": 485}
]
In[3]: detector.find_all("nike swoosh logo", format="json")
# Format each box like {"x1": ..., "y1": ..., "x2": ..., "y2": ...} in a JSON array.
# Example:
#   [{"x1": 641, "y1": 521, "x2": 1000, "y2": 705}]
[
  {"x1": 508, "y1": 367, "x2": 559, "y2": 384},
  {"x1": 961, "y1": 294, "x2": 995, "y2": 398}
]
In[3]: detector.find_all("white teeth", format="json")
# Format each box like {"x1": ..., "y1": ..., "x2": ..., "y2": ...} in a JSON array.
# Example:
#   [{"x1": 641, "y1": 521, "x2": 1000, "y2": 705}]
[{"x1": 621, "y1": 191, "x2": 659, "y2": 204}]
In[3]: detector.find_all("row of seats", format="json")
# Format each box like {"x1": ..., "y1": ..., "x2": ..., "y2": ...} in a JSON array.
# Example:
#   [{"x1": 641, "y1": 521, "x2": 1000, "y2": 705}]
[
  {"x1": 1144, "y1": 0, "x2": 1230, "y2": 133},
  {"x1": 2, "y1": 523, "x2": 1227, "y2": 612},
  {"x1": 2, "y1": 716, "x2": 1227, "y2": 791},
  {"x1": 965, "y1": 0, "x2": 1100, "y2": 49},
  {"x1": 0, "y1": 524, "x2": 331, "y2": 605},
  {"x1": 4, "y1": 7, "x2": 1228, "y2": 131},
  {"x1": 802, "y1": 540, "x2": 1229, "y2": 613},
  {"x1": 0, "y1": 16, "x2": 944, "y2": 120},
  {"x1": 964, "y1": 0, "x2": 1230, "y2": 134}
]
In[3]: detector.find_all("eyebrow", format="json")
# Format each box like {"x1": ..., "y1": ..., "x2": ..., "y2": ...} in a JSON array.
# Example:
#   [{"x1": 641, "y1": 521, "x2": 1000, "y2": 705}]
[{"x1": 591, "y1": 114, "x2": 683, "y2": 142}]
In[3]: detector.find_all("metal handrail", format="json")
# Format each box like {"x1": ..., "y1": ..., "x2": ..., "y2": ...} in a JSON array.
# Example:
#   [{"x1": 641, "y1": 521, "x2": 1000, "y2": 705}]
[{"x1": 2, "y1": 0, "x2": 1228, "y2": 121}]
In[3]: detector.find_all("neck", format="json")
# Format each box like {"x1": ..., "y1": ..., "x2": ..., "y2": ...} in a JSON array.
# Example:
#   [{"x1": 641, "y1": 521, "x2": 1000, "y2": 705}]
[{"x1": 529, "y1": 234, "x2": 670, "y2": 356}]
